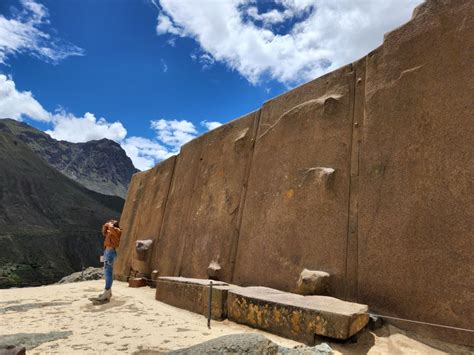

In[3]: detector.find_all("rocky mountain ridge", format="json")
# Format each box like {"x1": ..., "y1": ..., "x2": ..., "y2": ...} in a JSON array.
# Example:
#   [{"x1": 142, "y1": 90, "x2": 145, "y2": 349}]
[{"x1": 0, "y1": 118, "x2": 138, "y2": 198}]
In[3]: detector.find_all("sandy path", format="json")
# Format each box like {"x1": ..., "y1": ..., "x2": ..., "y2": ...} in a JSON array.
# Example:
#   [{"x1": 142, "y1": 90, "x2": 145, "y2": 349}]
[
  {"x1": 0, "y1": 281, "x2": 470, "y2": 354},
  {"x1": 1, "y1": 280, "x2": 301, "y2": 354}
]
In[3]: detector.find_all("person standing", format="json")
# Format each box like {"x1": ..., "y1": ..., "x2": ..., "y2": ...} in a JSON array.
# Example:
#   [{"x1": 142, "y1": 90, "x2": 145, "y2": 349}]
[{"x1": 95, "y1": 220, "x2": 122, "y2": 303}]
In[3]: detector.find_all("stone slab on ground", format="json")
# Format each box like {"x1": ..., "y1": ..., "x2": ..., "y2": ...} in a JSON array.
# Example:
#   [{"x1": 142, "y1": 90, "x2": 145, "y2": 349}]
[
  {"x1": 156, "y1": 277, "x2": 231, "y2": 320},
  {"x1": 166, "y1": 333, "x2": 333, "y2": 355},
  {"x1": 0, "y1": 346, "x2": 26, "y2": 355},
  {"x1": 228, "y1": 287, "x2": 369, "y2": 344}
]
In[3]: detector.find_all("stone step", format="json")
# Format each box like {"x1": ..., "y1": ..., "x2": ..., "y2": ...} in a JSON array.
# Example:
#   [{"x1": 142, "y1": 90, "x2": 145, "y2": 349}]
[
  {"x1": 155, "y1": 277, "x2": 230, "y2": 320},
  {"x1": 227, "y1": 286, "x2": 369, "y2": 344}
]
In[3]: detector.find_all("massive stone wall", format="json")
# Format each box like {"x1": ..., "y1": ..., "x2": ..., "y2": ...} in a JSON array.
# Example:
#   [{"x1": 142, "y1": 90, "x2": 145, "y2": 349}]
[
  {"x1": 152, "y1": 112, "x2": 259, "y2": 282},
  {"x1": 357, "y1": 1, "x2": 474, "y2": 344},
  {"x1": 116, "y1": 0, "x2": 473, "y2": 345},
  {"x1": 233, "y1": 66, "x2": 355, "y2": 298}
]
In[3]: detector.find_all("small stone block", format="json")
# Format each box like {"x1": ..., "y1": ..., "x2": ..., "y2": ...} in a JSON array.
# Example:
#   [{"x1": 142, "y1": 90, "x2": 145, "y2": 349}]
[
  {"x1": 295, "y1": 269, "x2": 330, "y2": 295},
  {"x1": 128, "y1": 277, "x2": 147, "y2": 288}
]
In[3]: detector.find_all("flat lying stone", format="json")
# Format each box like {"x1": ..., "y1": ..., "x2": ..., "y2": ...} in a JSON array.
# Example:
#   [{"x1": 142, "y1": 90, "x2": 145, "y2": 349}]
[
  {"x1": 166, "y1": 333, "x2": 333, "y2": 354},
  {"x1": 156, "y1": 277, "x2": 230, "y2": 320},
  {"x1": 158, "y1": 276, "x2": 228, "y2": 286},
  {"x1": 227, "y1": 287, "x2": 369, "y2": 344}
]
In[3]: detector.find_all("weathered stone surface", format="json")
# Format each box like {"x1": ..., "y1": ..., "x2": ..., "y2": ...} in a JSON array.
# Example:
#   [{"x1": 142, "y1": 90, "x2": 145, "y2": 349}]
[
  {"x1": 152, "y1": 139, "x2": 204, "y2": 278},
  {"x1": 0, "y1": 346, "x2": 26, "y2": 355},
  {"x1": 152, "y1": 112, "x2": 258, "y2": 282},
  {"x1": 0, "y1": 332, "x2": 72, "y2": 352},
  {"x1": 295, "y1": 269, "x2": 330, "y2": 296},
  {"x1": 156, "y1": 277, "x2": 230, "y2": 320},
  {"x1": 114, "y1": 156, "x2": 175, "y2": 280},
  {"x1": 166, "y1": 334, "x2": 279, "y2": 355},
  {"x1": 177, "y1": 112, "x2": 259, "y2": 282},
  {"x1": 233, "y1": 66, "x2": 354, "y2": 298},
  {"x1": 57, "y1": 267, "x2": 103, "y2": 284},
  {"x1": 113, "y1": 169, "x2": 152, "y2": 281},
  {"x1": 357, "y1": 0, "x2": 474, "y2": 345},
  {"x1": 167, "y1": 333, "x2": 333, "y2": 354},
  {"x1": 228, "y1": 287, "x2": 368, "y2": 344}
]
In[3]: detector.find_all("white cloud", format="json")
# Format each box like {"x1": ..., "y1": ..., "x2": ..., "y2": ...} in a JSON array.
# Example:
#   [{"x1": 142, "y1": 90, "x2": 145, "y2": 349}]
[
  {"x1": 161, "y1": 58, "x2": 168, "y2": 73},
  {"x1": 201, "y1": 120, "x2": 222, "y2": 131},
  {"x1": 121, "y1": 136, "x2": 173, "y2": 171},
  {"x1": 156, "y1": 13, "x2": 184, "y2": 36},
  {"x1": 151, "y1": 119, "x2": 198, "y2": 149},
  {"x1": 0, "y1": 0, "x2": 84, "y2": 64},
  {"x1": 0, "y1": 74, "x2": 50, "y2": 121},
  {"x1": 246, "y1": 6, "x2": 293, "y2": 26},
  {"x1": 191, "y1": 52, "x2": 215, "y2": 70},
  {"x1": 46, "y1": 111, "x2": 127, "y2": 143},
  {"x1": 0, "y1": 74, "x2": 156, "y2": 170},
  {"x1": 0, "y1": 73, "x2": 205, "y2": 170},
  {"x1": 155, "y1": 0, "x2": 422, "y2": 85}
]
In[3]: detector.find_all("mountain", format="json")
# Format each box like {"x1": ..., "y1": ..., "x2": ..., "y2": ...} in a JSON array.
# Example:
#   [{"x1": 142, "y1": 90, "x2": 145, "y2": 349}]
[
  {"x1": 0, "y1": 130, "x2": 125, "y2": 288},
  {"x1": 0, "y1": 118, "x2": 138, "y2": 198}
]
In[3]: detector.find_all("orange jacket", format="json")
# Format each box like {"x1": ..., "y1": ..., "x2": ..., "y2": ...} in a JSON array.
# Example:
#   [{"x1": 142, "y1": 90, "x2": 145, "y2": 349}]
[{"x1": 102, "y1": 223, "x2": 122, "y2": 249}]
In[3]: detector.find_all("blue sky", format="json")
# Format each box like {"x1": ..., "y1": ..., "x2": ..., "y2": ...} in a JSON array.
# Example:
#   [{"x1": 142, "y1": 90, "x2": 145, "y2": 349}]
[{"x1": 0, "y1": 0, "x2": 421, "y2": 170}]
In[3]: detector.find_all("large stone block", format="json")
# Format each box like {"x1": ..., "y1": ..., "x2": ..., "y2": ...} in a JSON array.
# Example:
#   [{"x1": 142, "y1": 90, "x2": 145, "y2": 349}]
[
  {"x1": 233, "y1": 66, "x2": 355, "y2": 298},
  {"x1": 113, "y1": 169, "x2": 152, "y2": 281},
  {"x1": 152, "y1": 138, "x2": 204, "y2": 278},
  {"x1": 153, "y1": 112, "x2": 259, "y2": 282},
  {"x1": 114, "y1": 157, "x2": 176, "y2": 280},
  {"x1": 357, "y1": 0, "x2": 474, "y2": 345},
  {"x1": 155, "y1": 277, "x2": 230, "y2": 320},
  {"x1": 227, "y1": 287, "x2": 368, "y2": 344},
  {"x1": 178, "y1": 112, "x2": 259, "y2": 282}
]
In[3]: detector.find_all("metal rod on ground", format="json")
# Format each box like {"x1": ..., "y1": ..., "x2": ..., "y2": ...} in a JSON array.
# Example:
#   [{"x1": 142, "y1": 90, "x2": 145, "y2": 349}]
[{"x1": 208, "y1": 281, "x2": 213, "y2": 329}]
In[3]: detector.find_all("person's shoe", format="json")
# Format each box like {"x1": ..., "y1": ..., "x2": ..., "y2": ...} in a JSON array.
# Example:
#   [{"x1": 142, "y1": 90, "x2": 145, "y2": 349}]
[
  {"x1": 95, "y1": 289, "x2": 112, "y2": 302},
  {"x1": 88, "y1": 290, "x2": 105, "y2": 301}
]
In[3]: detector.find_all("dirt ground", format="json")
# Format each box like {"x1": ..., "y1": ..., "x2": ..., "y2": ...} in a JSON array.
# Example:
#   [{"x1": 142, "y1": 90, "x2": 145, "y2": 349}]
[{"x1": 0, "y1": 280, "x2": 471, "y2": 354}]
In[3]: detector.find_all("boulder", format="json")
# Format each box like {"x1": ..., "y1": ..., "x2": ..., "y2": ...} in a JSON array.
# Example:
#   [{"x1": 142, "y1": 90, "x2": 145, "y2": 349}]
[{"x1": 57, "y1": 267, "x2": 103, "y2": 284}]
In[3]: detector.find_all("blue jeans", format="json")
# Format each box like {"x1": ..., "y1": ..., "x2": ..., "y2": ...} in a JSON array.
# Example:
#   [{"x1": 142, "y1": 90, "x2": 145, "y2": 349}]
[{"x1": 104, "y1": 249, "x2": 117, "y2": 290}]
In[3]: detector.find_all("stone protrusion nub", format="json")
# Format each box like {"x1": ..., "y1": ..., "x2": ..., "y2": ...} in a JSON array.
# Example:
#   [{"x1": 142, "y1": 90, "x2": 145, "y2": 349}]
[
  {"x1": 207, "y1": 261, "x2": 222, "y2": 280},
  {"x1": 295, "y1": 269, "x2": 330, "y2": 295}
]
